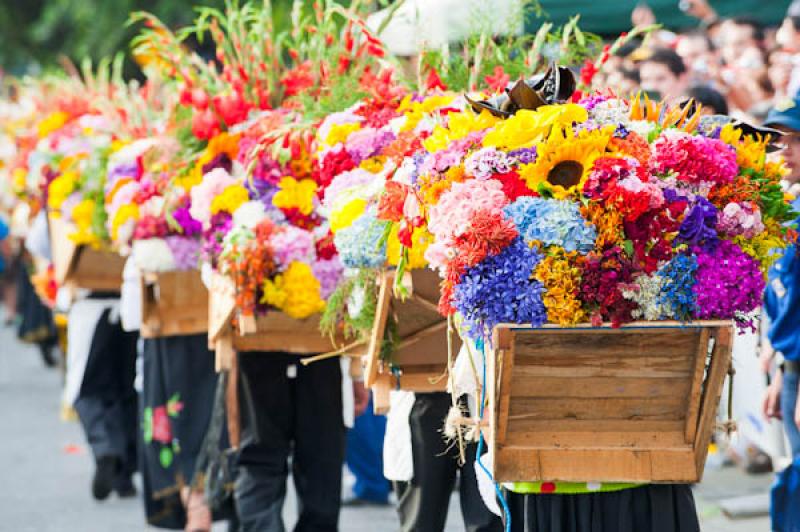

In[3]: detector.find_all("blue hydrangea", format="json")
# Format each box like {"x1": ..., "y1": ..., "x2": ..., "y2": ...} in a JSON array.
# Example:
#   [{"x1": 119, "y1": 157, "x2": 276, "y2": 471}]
[
  {"x1": 334, "y1": 211, "x2": 388, "y2": 268},
  {"x1": 657, "y1": 253, "x2": 698, "y2": 320},
  {"x1": 503, "y1": 197, "x2": 597, "y2": 254},
  {"x1": 453, "y1": 238, "x2": 547, "y2": 339}
]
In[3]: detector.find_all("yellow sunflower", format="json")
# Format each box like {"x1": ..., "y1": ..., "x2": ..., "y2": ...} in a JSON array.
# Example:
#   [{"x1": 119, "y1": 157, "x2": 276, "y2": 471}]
[{"x1": 519, "y1": 125, "x2": 613, "y2": 199}]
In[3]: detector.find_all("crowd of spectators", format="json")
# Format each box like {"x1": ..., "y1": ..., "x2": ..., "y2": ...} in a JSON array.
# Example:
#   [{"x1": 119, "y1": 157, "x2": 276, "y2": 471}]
[{"x1": 596, "y1": 0, "x2": 800, "y2": 124}]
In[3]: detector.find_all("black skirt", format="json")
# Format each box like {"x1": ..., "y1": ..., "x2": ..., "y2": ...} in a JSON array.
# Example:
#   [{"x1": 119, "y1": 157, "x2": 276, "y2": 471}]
[
  {"x1": 14, "y1": 262, "x2": 56, "y2": 345},
  {"x1": 139, "y1": 334, "x2": 218, "y2": 529},
  {"x1": 504, "y1": 484, "x2": 700, "y2": 532}
]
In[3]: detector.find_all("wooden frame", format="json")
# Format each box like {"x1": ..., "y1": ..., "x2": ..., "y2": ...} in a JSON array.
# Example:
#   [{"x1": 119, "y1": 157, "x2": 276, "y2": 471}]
[
  {"x1": 365, "y1": 269, "x2": 460, "y2": 413},
  {"x1": 207, "y1": 271, "x2": 346, "y2": 370},
  {"x1": 487, "y1": 321, "x2": 733, "y2": 484},
  {"x1": 48, "y1": 213, "x2": 124, "y2": 292},
  {"x1": 140, "y1": 270, "x2": 209, "y2": 339}
]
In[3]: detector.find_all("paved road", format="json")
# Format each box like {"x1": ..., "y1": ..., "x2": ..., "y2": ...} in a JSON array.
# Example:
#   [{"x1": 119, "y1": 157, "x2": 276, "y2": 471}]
[{"x1": 0, "y1": 323, "x2": 772, "y2": 531}]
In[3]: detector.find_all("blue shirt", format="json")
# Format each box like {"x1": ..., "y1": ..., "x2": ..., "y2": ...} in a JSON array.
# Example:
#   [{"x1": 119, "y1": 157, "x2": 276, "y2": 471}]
[{"x1": 765, "y1": 199, "x2": 800, "y2": 361}]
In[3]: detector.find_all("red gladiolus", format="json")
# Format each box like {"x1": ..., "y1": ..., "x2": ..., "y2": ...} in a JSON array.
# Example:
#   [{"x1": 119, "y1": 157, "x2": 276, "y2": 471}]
[
  {"x1": 179, "y1": 86, "x2": 193, "y2": 106},
  {"x1": 212, "y1": 92, "x2": 250, "y2": 127},
  {"x1": 484, "y1": 66, "x2": 510, "y2": 93},
  {"x1": 191, "y1": 108, "x2": 220, "y2": 140},
  {"x1": 377, "y1": 181, "x2": 408, "y2": 222},
  {"x1": 425, "y1": 68, "x2": 447, "y2": 92},
  {"x1": 191, "y1": 88, "x2": 209, "y2": 110},
  {"x1": 580, "y1": 60, "x2": 598, "y2": 86},
  {"x1": 397, "y1": 221, "x2": 413, "y2": 247}
]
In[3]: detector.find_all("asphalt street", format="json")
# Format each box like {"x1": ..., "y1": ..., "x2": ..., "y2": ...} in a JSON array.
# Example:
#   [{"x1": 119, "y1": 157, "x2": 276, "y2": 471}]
[{"x1": 0, "y1": 323, "x2": 772, "y2": 531}]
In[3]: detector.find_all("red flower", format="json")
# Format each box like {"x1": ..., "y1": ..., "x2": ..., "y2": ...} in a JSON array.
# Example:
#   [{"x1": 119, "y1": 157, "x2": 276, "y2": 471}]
[
  {"x1": 377, "y1": 181, "x2": 408, "y2": 222},
  {"x1": 212, "y1": 91, "x2": 251, "y2": 128},
  {"x1": 315, "y1": 231, "x2": 337, "y2": 260},
  {"x1": 425, "y1": 68, "x2": 448, "y2": 92},
  {"x1": 495, "y1": 170, "x2": 535, "y2": 202},
  {"x1": 484, "y1": 66, "x2": 510, "y2": 93},
  {"x1": 191, "y1": 108, "x2": 220, "y2": 141},
  {"x1": 580, "y1": 60, "x2": 598, "y2": 87},
  {"x1": 314, "y1": 148, "x2": 356, "y2": 190},
  {"x1": 151, "y1": 406, "x2": 172, "y2": 444},
  {"x1": 281, "y1": 61, "x2": 315, "y2": 97}
]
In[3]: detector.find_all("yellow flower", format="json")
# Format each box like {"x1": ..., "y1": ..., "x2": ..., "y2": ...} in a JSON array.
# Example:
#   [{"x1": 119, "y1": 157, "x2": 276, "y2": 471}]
[
  {"x1": 68, "y1": 199, "x2": 101, "y2": 247},
  {"x1": 423, "y1": 110, "x2": 500, "y2": 153},
  {"x1": 735, "y1": 223, "x2": 789, "y2": 277},
  {"x1": 189, "y1": 132, "x2": 241, "y2": 187},
  {"x1": 210, "y1": 184, "x2": 249, "y2": 215},
  {"x1": 111, "y1": 204, "x2": 139, "y2": 241},
  {"x1": 533, "y1": 250, "x2": 586, "y2": 325},
  {"x1": 519, "y1": 125, "x2": 612, "y2": 199},
  {"x1": 12, "y1": 168, "x2": 27, "y2": 192},
  {"x1": 261, "y1": 261, "x2": 325, "y2": 319},
  {"x1": 324, "y1": 122, "x2": 361, "y2": 147},
  {"x1": 47, "y1": 171, "x2": 78, "y2": 211},
  {"x1": 360, "y1": 156, "x2": 387, "y2": 173},
  {"x1": 386, "y1": 225, "x2": 431, "y2": 269},
  {"x1": 330, "y1": 198, "x2": 367, "y2": 233},
  {"x1": 399, "y1": 94, "x2": 456, "y2": 132},
  {"x1": 37, "y1": 111, "x2": 69, "y2": 138},
  {"x1": 482, "y1": 104, "x2": 589, "y2": 151},
  {"x1": 272, "y1": 176, "x2": 317, "y2": 216}
]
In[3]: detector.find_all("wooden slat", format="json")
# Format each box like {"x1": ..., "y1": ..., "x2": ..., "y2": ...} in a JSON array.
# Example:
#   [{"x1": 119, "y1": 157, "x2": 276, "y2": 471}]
[
  {"x1": 226, "y1": 355, "x2": 240, "y2": 449},
  {"x1": 513, "y1": 331, "x2": 699, "y2": 362},
  {"x1": 365, "y1": 271, "x2": 393, "y2": 387},
  {"x1": 506, "y1": 419, "x2": 686, "y2": 434},
  {"x1": 504, "y1": 429, "x2": 688, "y2": 448},
  {"x1": 372, "y1": 376, "x2": 391, "y2": 415},
  {"x1": 140, "y1": 270, "x2": 209, "y2": 339},
  {"x1": 508, "y1": 395, "x2": 687, "y2": 422},
  {"x1": 495, "y1": 345, "x2": 515, "y2": 446},
  {"x1": 208, "y1": 272, "x2": 237, "y2": 341},
  {"x1": 684, "y1": 328, "x2": 711, "y2": 443},
  {"x1": 693, "y1": 326, "x2": 734, "y2": 478},
  {"x1": 510, "y1": 363, "x2": 692, "y2": 379},
  {"x1": 510, "y1": 376, "x2": 691, "y2": 399},
  {"x1": 493, "y1": 447, "x2": 699, "y2": 483}
]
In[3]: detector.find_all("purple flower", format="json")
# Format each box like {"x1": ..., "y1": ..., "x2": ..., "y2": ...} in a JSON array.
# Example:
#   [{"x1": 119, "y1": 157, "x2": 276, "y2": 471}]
[
  {"x1": 692, "y1": 240, "x2": 765, "y2": 322},
  {"x1": 172, "y1": 206, "x2": 202, "y2": 237},
  {"x1": 165, "y1": 235, "x2": 202, "y2": 270},
  {"x1": 453, "y1": 237, "x2": 546, "y2": 339},
  {"x1": 202, "y1": 212, "x2": 233, "y2": 264},
  {"x1": 677, "y1": 197, "x2": 718, "y2": 251},
  {"x1": 507, "y1": 147, "x2": 537, "y2": 165},
  {"x1": 202, "y1": 153, "x2": 232, "y2": 175}
]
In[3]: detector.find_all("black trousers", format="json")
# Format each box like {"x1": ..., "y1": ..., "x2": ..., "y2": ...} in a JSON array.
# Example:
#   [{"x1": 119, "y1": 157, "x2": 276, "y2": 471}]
[
  {"x1": 504, "y1": 484, "x2": 700, "y2": 532},
  {"x1": 234, "y1": 352, "x2": 345, "y2": 532},
  {"x1": 74, "y1": 308, "x2": 138, "y2": 475},
  {"x1": 139, "y1": 334, "x2": 219, "y2": 529},
  {"x1": 395, "y1": 392, "x2": 503, "y2": 532}
]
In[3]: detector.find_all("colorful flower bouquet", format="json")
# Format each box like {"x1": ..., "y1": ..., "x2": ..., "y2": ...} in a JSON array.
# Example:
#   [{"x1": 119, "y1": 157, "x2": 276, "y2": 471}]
[{"x1": 391, "y1": 78, "x2": 795, "y2": 342}]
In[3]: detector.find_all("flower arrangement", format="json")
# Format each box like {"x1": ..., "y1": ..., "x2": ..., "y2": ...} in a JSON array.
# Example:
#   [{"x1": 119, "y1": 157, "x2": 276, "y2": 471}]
[{"x1": 385, "y1": 75, "x2": 796, "y2": 339}]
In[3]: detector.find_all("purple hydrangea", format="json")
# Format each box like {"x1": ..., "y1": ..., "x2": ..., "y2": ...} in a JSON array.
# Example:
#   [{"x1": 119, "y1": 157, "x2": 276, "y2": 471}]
[
  {"x1": 507, "y1": 146, "x2": 537, "y2": 165},
  {"x1": 165, "y1": 235, "x2": 202, "y2": 270},
  {"x1": 453, "y1": 237, "x2": 547, "y2": 339}
]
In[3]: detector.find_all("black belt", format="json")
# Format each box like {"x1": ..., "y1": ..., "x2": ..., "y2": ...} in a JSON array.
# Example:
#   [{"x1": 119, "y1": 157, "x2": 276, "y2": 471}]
[{"x1": 784, "y1": 360, "x2": 800, "y2": 374}]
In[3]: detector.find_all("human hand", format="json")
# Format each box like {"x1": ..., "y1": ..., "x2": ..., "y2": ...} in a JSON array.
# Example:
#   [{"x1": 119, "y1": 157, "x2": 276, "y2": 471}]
[
  {"x1": 680, "y1": 0, "x2": 716, "y2": 22},
  {"x1": 763, "y1": 371, "x2": 783, "y2": 421},
  {"x1": 353, "y1": 381, "x2": 369, "y2": 417},
  {"x1": 759, "y1": 344, "x2": 776, "y2": 374}
]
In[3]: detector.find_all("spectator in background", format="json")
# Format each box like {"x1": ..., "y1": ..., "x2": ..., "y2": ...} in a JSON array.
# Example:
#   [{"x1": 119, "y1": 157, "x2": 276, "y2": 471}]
[
  {"x1": 639, "y1": 48, "x2": 689, "y2": 103},
  {"x1": 685, "y1": 85, "x2": 729, "y2": 115},
  {"x1": 675, "y1": 30, "x2": 714, "y2": 85},
  {"x1": 715, "y1": 16, "x2": 764, "y2": 67}
]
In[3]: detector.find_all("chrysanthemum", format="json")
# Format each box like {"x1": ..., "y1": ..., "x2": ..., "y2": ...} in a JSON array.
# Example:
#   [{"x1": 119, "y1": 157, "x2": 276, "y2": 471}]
[{"x1": 519, "y1": 125, "x2": 612, "y2": 199}]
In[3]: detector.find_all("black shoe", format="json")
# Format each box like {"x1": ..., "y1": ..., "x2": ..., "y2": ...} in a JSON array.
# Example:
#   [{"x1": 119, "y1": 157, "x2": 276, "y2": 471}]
[
  {"x1": 92, "y1": 456, "x2": 119, "y2": 501},
  {"x1": 113, "y1": 473, "x2": 137, "y2": 498},
  {"x1": 39, "y1": 344, "x2": 57, "y2": 368}
]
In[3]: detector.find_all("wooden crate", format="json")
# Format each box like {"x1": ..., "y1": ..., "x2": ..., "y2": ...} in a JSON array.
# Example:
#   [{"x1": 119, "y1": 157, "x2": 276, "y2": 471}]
[
  {"x1": 140, "y1": 270, "x2": 209, "y2": 339},
  {"x1": 365, "y1": 269, "x2": 460, "y2": 411},
  {"x1": 208, "y1": 271, "x2": 346, "y2": 370},
  {"x1": 487, "y1": 321, "x2": 733, "y2": 484},
  {"x1": 48, "y1": 213, "x2": 124, "y2": 292}
]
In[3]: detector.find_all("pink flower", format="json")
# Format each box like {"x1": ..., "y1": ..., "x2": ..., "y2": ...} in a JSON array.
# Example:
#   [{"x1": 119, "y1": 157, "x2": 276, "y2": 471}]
[
  {"x1": 269, "y1": 226, "x2": 316, "y2": 268},
  {"x1": 190, "y1": 168, "x2": 238, "y2": 229},
  {"x1": 651, "y1": 131, "x2": 738, "y2": 185},
  {"x1": 718, "y1": 202, "x2": 765, "y2": 238},
  {"x1": 428, "y1": 178, "x2": 509, "y2": 245}
]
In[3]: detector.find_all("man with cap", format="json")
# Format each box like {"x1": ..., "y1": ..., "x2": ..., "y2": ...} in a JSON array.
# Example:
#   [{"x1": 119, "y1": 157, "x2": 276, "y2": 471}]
[{"x1": 761, "y1": 95, "x2": 800, "y2": 458}]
